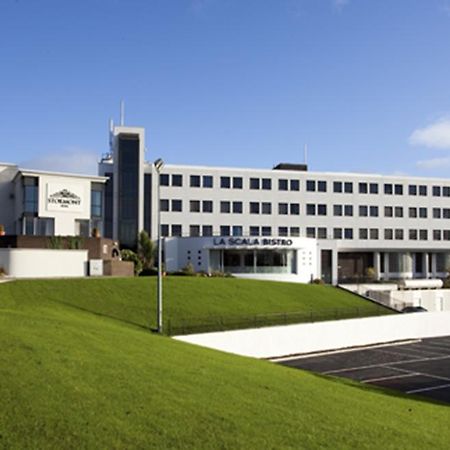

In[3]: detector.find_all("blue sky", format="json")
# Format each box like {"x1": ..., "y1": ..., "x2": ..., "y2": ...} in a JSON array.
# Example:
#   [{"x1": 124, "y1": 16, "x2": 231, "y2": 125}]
[{"x1": 2, "y1": 0, "x2": 450, "y2": 176}]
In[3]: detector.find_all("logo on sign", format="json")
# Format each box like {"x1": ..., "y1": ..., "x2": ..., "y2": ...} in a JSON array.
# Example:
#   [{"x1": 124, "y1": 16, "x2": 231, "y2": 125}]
[{"x1": 48, "y1": 189, "x2": 82, "y2": 208}]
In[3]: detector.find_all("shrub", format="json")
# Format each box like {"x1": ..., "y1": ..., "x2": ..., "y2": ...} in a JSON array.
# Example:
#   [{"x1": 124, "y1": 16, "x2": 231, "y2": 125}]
[
  {"x1": 121, "y1": 249, "x2": 143, "y2": 276},
  {"x1": 311, "y1": 278, "x2": 324, "y2": 285},
  {"x1": 181, "y1": 263, "x2": 196, "y2": 276},
  {"x1": 138, "y1": 230, "x2": 156, "y2": 271}
]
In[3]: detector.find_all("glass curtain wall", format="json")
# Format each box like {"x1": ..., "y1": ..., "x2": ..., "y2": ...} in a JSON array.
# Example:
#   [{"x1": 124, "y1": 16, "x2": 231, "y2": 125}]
[{"x1": 222, "y1": 249, "x2": 296, "y2": 274}]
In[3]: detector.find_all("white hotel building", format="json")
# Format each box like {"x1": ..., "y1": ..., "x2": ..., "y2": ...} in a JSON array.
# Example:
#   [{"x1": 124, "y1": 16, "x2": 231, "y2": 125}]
[{"x1": 98, "y1": 125, "x2": 450, "y2": 284}]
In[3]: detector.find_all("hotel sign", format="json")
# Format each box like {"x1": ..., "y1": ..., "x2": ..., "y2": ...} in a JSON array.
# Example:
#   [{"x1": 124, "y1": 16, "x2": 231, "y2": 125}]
[
  {"x1": 46, "y1": 183, "x2": 84, "y2": 212},
  {"x1": 213, "y1": 237, "x2": 293, "y2": 247}
]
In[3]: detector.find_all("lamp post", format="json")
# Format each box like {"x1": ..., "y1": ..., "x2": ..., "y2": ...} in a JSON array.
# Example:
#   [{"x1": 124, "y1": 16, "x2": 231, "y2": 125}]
[{"x1": 154, "y1": 158, "x2": 164, "y2": 333}]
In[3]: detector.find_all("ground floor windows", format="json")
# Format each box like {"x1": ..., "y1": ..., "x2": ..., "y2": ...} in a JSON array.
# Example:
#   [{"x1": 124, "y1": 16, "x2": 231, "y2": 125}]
[{"x1": 21, "y1": 216, "x2": 55, "y2": 236}]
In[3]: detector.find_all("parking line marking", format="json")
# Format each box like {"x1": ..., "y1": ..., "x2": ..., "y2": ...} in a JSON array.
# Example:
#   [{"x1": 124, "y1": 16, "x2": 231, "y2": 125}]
[
  {"x1": 362, "y1": 373, "x2": 419, "y2": 383},
  {"x1": 407, "y1": 383, "x2": 450, "y2": 395}
]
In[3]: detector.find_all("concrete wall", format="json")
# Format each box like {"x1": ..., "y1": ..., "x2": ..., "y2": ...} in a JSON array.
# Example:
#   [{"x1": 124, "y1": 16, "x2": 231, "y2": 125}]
[
  {"x1": 0, "y1": 248, "x2": 88, "y2": 278},
  {"x1": 175, "y1": 312, "x2": 450, "y2": 359},
  {"x1": 0, "y1": 164, "x2": 18, "y2": 234}
]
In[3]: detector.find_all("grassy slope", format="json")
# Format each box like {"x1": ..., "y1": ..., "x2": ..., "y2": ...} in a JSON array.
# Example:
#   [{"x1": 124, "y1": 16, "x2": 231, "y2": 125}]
[
  {"x1": 0, "y1": 285, "x2": 449, "y2": 449},
  {"x1": 0, "y1": 277, "x2": 390, "y2": 333}
]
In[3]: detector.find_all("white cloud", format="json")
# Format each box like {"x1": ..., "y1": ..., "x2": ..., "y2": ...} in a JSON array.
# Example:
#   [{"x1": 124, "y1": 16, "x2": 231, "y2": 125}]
[
  {"x1": 409, "y1": 117, "x2": 450, "y2": 149},
  {"x1": 20, "y1": 148, "x2": 99, "y2": 175},
  {"x1": 333, "y1": 0, "x2": 349, "y2": 10},
  {"x1": 416, "y1": 157, "x2": 450, "y2": 170}
]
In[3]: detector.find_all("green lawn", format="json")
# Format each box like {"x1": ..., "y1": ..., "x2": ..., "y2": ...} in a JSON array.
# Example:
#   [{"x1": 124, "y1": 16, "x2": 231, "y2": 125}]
[
  {"x1": 0, "y1": 281, "x2": 448, "y2": 449},
  {"x1": 0, "y1": 277, "x2": 390, "y2": 334}
]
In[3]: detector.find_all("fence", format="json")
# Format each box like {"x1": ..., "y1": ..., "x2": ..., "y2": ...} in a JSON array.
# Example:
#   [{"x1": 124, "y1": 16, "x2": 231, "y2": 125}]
[{"x1": 166, "y1": 306, "x2": 391, "y2": 336}]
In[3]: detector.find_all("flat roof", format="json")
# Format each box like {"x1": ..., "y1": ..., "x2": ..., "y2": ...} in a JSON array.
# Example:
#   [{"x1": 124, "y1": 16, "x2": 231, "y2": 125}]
[{"x1": 16, "y1": 168, "x2": 108, "y2": 182}]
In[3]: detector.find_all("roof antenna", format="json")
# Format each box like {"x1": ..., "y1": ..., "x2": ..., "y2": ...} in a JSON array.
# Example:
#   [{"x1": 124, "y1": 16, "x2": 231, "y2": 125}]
[
  {"x1": 120, "y1": 100, "x2": 125, "y2": 126},
  {"x1": 109, "y1": 118, "x2": 114, "y2": 149},
  {"x1": 304, "y1": 143, "x2": 308, "y2": 165}
]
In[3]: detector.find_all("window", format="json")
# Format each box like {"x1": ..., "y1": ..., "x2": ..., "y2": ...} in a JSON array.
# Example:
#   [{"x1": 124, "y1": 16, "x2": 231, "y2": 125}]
[
  {"x1": 160, "y1": 199, "x2": 169, "y2": 212},
  {"x1": 290, "y1": 179, "x2": 300, "y2": 191},
  {"x1": 233, "y1": 177, "x2": 243, "y2": 189},
  {"x1": 444, "y1": 209, "x2": 450, "y2": 219},
  {"x1": 161, "y1": 224, "x2": 169, "y2": 237},
  {"x1": 190, "y1": 175, "x2": 200, "y2": 187},
  {"x1": 318, "y1": 228, "x2": 327, "y2": 239},
  {"x1": 344, "y1": 228, "x2": 353, "y2": 239},
  {"x1": 359, "y1": 182, "x2": 368, "y2": 194},
  {"x1": 359, "y1": 206, "x2": 368, "y2": 217},
  {"x1": 419, "y1": 208, "x2": 427, "y2": 218},
  {"x1": 203, "y1": 175, "x2": 213, "y2": 188},
  {"x1": 370, "y1": 206, "x2": 379, "y2": 217},
  {"x1": 190, "y1": 200, "x2": 200, "y2": 212},
  {"x1": 409, "y1": 229, "x2": 417, "y2": 240},
  {"x1": 202, "y1": 225, "x2": 213, "y2": 236},
  {"x1": 359, "y1": 228, "x2": 368, "y2": 239},
  {"x1": 370, "y1": 228, "x2": 379, "y2": 240},
  {"x1": 171, "y1": 225, "x2": 182, "y2": 237},
  {"x1": 190, "y1": 225, "x2": 200, "y2": 237},
  {"x1": 278, "y1": 203, "x2": 288, "y2": 215},
  {"x1": 171, "y1": 199, "x2": 182, "y2": 212},
  {"x1": 250, "y1": 202, "x2": 260, "y2": 214},
  {"x1": 419, "y1": 229, "x2": 428, "y2": 240},
  {"x1": 444, "y1": 187, "x2": 450, "y2": 197},
  {"x1": 307, "y1": 227, "x2": 316, "y2": 238},
  {"x1": 220, "y1": 176, "x2": 231, "y2": 188},
  {"x1": 250, "y1": 178, "x2": 260, "y2": 189},
  {"x1": 384, "y1": 229, "x2": 393, "y2": 240},
  {"x1": 433, "y1": 230, "x2": 442, "y2": 241},
  {"x1": 334, "y1": 204, "x2": 343, "y2": 216},
  {"x1": 290, "y1": 203, "x2": 300, "y2": 215},
  {"x1": 232, "y1": 201, "x2": 243, "y2": 214},
  {"x1": 306, "y1": 180, "x2": 316, "y2": 192},
  {"x1": 384, "y1": 206, "x2": 393, "y2": 217},
  {"x1": 91, "y1": 189, "x2": 103, "y2": 218},
  {"x1": 220, "y1": 201, "x2": 231, "y2": 213},
  {"x1": 220, "y1": 226, "x2": 230, "y2": 236},
  {"x1": 306, "y1": 204, "x2": 316, "y2": 215},
  {"x1": 344, "y1": 182, "x2": 353, "y2": 193},
  {"x1": 433, "y1": 186, "x2": 441, "y2": 197},
  {"x1": 279, "y1": 227, "x2": 288, "y2": 237},
  {"x1": 202, "y1": 200, "x2": 213, "y2": 213},
  {"x1": 333, "y1": 228, "x2": 342, "y2": 239},
  {"x1": 408, "y1": 185, "x2": 417, "y2": 195},
  {"x1": 395, "y1": 229, "x2": 404, "y2": 240},
  {"x1": 344, "y1": 205, "x2": 353, "y2": 217},
  {"x1": 433, "y1": 208, "x2": 441, "y2": 219},
  {"x1": 172, "y1": 174, "x2": 183, "y2": 186},
  {"x1": 318, "y1": 204, "x2": 327, "y2": 216},
  {"x1": 23, "y1": 177, "x2": 38, "y2": 214},
  {"x1": 160, "y1": 174, "x2": 169, "y2": 186},
  {"x1": 278, "y1": 179, "x2": 288, "y2": 191},
  {"x1": 290, "y1": 227, "x2": 300, "y2": 237},
  {"x1": 369, "y1": 183, "x2": 378, "y2": 194},
  {"x1": 394, "y1": 184, "x2": 403, "y2": 195},
  {"x1": 249, "y1": 226, "x2": 259, "y2": 236},
  {"x1": 318, "y1": 181, "x2": 327, "y2": 192},
  {"x1": 262, "y1": 178, "x2": 272, "y2": 190},
  {"x1": 37, "y1": 218, "x2": 54, "y2": 236},
  {"x1": 232, "y1": 226, "x2": 243, "y2": 236},
  {"x1": 261, "y1": 226, "x2": 271, "y2": 236},
  {"x1": 333, "y1": 181, "x2": 342, "y2": 193},
  {"x1": 394, "y1": 207, "x2": 403, "y2": 218},
  {"x1": 409, "y1": 207, "x2": 417, "y2": 218},
  {"x1": 262, "y1": 202, "x2": 272, "y2": 214},
  {"x1": 444, "y1": 230, "x2": 450, "y2": 240},
  {"x1": 419, "y1": 185, "x2": 427, "y2": 196},
  {"x1": 384, "y1": 184, "x2": 393, "y2": 195}
]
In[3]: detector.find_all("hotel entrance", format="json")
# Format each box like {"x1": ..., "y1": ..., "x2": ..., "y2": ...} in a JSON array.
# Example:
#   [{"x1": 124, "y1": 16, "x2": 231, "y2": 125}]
[{"x1": 210, "y1": 248, "x2": 297, "y2": 274}]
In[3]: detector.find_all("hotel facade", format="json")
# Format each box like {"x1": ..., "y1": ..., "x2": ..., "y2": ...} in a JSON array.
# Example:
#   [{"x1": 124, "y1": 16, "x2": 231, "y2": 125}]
[{"x1": 98, "y1": 125, "x2": 450, "y2": 284}]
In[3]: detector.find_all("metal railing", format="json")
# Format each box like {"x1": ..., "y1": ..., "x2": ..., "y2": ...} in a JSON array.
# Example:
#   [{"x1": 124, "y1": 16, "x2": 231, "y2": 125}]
[{"x1": 165, "y1": 306, "x2": 390, "y2": 336}]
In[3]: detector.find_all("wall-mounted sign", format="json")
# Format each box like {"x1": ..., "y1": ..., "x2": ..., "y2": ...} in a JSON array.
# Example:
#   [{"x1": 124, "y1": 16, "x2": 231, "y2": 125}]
[
  {"x1": 213, "y1": 237, "x2": 293, "y2": 247},
  {"x1": 46, "y1": 183, "x2": 84, "y2": 212}
]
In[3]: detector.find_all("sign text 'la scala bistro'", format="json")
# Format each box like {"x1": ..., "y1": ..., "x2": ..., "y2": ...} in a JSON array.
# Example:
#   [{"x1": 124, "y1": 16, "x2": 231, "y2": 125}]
[{"x1": 212, "y1": 237, "x2": 294, "y2": 247}]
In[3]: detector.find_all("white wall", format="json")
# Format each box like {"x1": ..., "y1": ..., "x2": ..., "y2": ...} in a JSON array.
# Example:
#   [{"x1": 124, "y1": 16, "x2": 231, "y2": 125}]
[
  {"x1": 0, "y1": 164, "x2": 18, "y2": 233},
  {"x1": 0, "y1": 249, "x2": 88, "y2": 278},
  {"x1": 175, "y1": 312, "x2": 450, "y2": 358}
]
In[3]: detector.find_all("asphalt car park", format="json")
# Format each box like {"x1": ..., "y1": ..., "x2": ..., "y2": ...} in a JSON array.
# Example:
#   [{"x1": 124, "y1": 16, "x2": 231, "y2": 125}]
[{"x1": 277, "y1": 336, "x2": 450, "y2": 404}]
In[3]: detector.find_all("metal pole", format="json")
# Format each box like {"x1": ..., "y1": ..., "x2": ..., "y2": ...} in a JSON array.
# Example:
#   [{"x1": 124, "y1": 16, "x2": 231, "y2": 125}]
[{"x1": 157, "y1": 169, "x2": 163, "y2": 333}]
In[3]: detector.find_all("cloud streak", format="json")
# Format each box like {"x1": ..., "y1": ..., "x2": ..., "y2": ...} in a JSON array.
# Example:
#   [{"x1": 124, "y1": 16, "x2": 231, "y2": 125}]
[
  {"x1": 416, "y1": 157, "x2": 450, "y2": 170},
  {"x1": 409, "y1": 117, "x2": 450, "y2": 150},
  {"x1": 20, "y1": 148, "x2": 99, "y2": 175},
  {"x1": 333, "y1": 0, "x2": 350, "y2": 11}
]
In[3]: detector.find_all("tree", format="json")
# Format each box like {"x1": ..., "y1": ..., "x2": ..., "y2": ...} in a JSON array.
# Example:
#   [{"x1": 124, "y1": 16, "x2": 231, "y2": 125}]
[
  {"x1": 121, "y1": 249, "x2": 143, "y2": 276},
  {"x1": 138, "y1": 230, "x2": 156, "y2": 271}
]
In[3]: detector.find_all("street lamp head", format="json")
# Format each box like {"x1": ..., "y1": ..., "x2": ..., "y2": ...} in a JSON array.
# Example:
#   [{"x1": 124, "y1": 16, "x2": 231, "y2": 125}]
[{"x1": 154, "y1": 158, "x2": 164, "y2": 173}]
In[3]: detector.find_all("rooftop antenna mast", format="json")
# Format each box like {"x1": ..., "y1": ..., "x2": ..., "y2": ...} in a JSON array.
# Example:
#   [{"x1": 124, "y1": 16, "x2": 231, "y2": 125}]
[{"x1": 120, "y1": 100, "x2": 125, "y2": 126}]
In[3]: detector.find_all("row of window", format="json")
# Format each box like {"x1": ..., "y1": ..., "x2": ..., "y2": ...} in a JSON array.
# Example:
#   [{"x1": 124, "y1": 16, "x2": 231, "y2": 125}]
[
  {"x1": 159, "y1": 173, "x2": 450, "y2": 197},
  {"x1": 160, "y1": 224, "x2": 450, "y2": 241}
]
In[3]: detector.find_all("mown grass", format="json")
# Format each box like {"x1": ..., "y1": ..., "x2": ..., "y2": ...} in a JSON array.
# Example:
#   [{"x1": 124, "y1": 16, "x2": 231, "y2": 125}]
[
  {"x1": 0, "y1": 277, "x2": 390, "y2": 334},
  {"x1": 0, "y1": 285, "x2": 448, "y2": 449}
]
